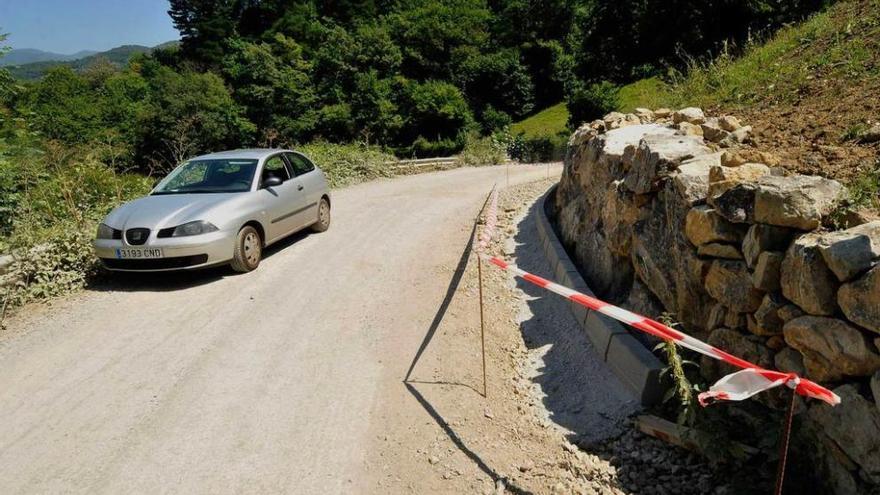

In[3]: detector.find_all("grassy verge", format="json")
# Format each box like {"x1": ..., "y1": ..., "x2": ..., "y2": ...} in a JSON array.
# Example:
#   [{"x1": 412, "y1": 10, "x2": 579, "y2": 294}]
[
  {"x1": 617, "y1": 0, "x2": 880, "y2": 111},
  {"x1": 510, "y1": 103, "x2": 569, "y2": 138},
  {"x1": 0, "y1": 137, "x2": 405, "y2": 316}
]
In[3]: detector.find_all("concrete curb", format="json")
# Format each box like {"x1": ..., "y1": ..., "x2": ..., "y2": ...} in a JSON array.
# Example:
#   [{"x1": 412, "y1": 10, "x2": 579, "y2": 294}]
[{"x1": 532, "y1": 186, "x2": 665, "y2": 406}]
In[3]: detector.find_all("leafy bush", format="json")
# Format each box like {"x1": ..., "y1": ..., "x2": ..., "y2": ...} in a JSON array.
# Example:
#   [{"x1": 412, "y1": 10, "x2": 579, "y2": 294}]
[
  {"x1": 0, "y1": 133, "x2": 151, "y2": 311},
  {"x1": 566, "y1": 80, "x2": 620, "y2": 128},
  {"x1": 298, "y1": 141, "x2": 397, "y2": 188},
  {"x1": 457, "y1": 133, "x2": 507, "y2": 166},
  {"x1": 2, "y1": 227, "x2": 98, "y2": 308},
  {"x1": 405, "y1": 136, "x2": 462, "y2": 158},
  {"x1": 508, "y1": 132, "x2": 568, "y2": 163}
]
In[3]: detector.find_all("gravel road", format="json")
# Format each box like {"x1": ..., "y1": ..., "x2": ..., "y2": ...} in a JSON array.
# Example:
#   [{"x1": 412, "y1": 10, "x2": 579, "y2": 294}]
[{"x1": 0, "y1": 165, "x2": 560, "y2": 494}]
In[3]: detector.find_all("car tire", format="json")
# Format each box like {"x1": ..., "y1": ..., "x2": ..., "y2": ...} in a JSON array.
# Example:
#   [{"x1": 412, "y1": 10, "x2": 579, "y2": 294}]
[
  {"x1": 311, "y1": 197, "x2": 331, "y2": 233},
  {"x1": 231, "y1": 225, "x2": 262, "y2": 273}
]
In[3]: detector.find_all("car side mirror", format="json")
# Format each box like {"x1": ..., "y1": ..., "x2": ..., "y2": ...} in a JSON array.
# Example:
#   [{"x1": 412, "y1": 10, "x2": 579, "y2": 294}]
[{"x1": 262, "y1": 176, "x2": 282, "y2": 188}]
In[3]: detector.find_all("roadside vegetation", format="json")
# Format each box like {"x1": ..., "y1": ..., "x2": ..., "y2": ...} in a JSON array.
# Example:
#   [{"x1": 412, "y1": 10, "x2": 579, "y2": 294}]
[{"x1": 0, "y1": 0, "x2": 838, "y2": 313}]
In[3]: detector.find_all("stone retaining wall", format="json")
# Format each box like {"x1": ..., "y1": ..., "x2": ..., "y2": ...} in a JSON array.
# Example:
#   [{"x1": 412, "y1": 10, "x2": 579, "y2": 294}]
[{"x1": 552, "y1": 107, "x2": 880, "y2": 493}]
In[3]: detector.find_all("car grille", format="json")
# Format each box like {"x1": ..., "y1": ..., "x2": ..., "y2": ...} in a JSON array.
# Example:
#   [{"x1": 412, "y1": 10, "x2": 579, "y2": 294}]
[
  {"x1": 101, "y1": 254, "x2": 209, "y2": 270},
  {"x1": 125, "y1": 228, "x2": 151, "y2": 245}
]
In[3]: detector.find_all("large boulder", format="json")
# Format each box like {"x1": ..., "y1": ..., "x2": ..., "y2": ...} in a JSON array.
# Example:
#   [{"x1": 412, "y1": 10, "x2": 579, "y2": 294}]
[
  {"x1": 684, "y1": 205, "x2": 745, "y2": 247},
  {"x1": 774, "y1": 347, "x2": 805, "y2": 376},
  {"x1": 752, "y1": 251, "x2": 783, "y2": 292},
  {"x1": 784, "y1": 316, "x2": 880, "y2": 382},
  {"x1": 708, "y1": 182, "x2": 757, "y2": 224},
  {"x1": 817, "y1": 221, "x2": 880, "y2": 282},
  {"x1": 753, "y1": 175, "x2": 846, "y2": 230},
  {"x1": 702, "y1": 327, "x2": 773, "y2": 380},
  {"x1": 838, "y1": 265, "x2": 880, "y2": 335},
  {"x1": 717, "y1": 116, "x2": 742, "y2": 132},
  {"x1": 721, "y1": 149, "x2": 782, "y2": 167},
  {"x1": 697, "y1": 243, "x2": 742, "y2": 259},
  {"x1": 704, "y1": 260, "x2": 764, "y2": 313},
  {"x1": 809, "y1": 385, "x2": 880, "y2": 484},
  {"x1": 742, "y1": 223, "x2": 793, "y2": 268},
  {"x1": 707, "y1": 163, "x2": 771, "y2": 199},
  {"x1": 781, "y1": 233, "x2": 840, "y2": 316},
  {"x1": 751, "y1": 293, "x2": 786, "y2": 336},
  {"x1": 719, "y1": 125, "x2": 752, "y2": 147},
  {"x1": 623, "y1": 134, "x2": 711, "y2": 194},
  {"x1": 601, "y1": 180, "x2": 641, "y2": 257},
  {"x1": 673, "y1": 107, "x2": 705, "y2": 125},
  {"x1": 631, "y1": 184, "x2": 714, "y2": 331},
  {"x1": 672, "y1": 152, "x2": 723, "y2": 204}
]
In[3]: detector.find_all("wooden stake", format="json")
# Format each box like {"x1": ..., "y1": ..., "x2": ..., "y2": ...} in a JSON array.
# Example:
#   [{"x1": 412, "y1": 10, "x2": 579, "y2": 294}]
[
  {"x1": 774, "y1": 387, "x2": 798, "y2": 495},
  {"x1": 478, "y1": 255, "x2": 487, "y2": 397}
]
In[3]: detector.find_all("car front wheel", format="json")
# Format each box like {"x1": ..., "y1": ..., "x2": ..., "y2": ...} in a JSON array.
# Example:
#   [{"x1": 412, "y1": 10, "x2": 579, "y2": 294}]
[
  {"x1": 311, "y1": 198, "x2": 331, "y2": 233},
  {"x1": 231, "y1": 225, "x2": 262, "y2": 273}
]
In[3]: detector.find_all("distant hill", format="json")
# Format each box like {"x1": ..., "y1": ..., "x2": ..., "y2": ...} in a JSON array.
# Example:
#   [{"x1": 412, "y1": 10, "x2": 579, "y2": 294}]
[
  {"x1": 0, "y1": 48, "x2": 99, "y2": 66},
  {"x1": 4, "y1": 42, "x2": 179, "y2": 80}
]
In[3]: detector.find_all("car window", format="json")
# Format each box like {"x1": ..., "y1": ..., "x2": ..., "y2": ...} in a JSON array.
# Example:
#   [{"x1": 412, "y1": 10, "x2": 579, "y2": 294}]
[
  {"x1": 153, "y1": 159, "x2": 257, "y2": 194},
  {"x1": 262, "y1": 155, "x2": 290, "y2": 184},
  {"x1": 285, "y1": 152, "x2": 315, "y2": 176}
]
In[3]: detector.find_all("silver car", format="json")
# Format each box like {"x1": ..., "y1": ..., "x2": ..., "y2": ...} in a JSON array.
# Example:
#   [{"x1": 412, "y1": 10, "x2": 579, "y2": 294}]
[{"x1": 93, "y1": 149, "x2": 331, "y2": 273}]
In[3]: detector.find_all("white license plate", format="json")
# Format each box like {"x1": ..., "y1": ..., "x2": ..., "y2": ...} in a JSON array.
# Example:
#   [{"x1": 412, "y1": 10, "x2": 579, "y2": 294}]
[{"x1": 116, "y1": 248, "x2": 163, "y2": 259}]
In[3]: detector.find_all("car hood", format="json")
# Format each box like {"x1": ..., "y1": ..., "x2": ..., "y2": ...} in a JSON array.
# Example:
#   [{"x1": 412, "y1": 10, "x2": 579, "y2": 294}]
[{"x1": 104, "y1": 193, "x2": 243, "y2": 230}]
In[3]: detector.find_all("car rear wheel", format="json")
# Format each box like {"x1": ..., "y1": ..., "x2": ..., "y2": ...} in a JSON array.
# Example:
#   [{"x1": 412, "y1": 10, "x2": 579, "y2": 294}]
[
  {"x1": 311, "y1": 198, "x2": 331, "y2": 233},
  {"x1": 231, "y1": 225, "x2": 262, "y2": 273}
]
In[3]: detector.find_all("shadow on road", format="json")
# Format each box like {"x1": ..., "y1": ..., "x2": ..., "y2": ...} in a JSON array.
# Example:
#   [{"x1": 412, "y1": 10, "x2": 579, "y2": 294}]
[
  {"x1": 88, "y1": 229, "x2": 313, "y2": 293},
  {"x1": 509, "y1": 192, "x2": 639, "y2": 447},
  {"x1": 402, "y1": 189, "x2": 532, "y2": 494},
  {"x1": 403, "y1": 383, "x2": 532, "y2": 495}
]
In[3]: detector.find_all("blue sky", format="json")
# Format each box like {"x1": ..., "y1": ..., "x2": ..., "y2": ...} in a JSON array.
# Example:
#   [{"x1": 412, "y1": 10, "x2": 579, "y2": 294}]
[{"x1": 1, "y1": 0, "x2": 179, "y2": 53}]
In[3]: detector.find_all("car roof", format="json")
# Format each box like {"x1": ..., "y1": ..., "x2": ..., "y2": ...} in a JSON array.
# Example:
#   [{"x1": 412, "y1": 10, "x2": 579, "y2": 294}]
[{"x1": 190, "y1": 149, "x2": 294, "y2": 161}]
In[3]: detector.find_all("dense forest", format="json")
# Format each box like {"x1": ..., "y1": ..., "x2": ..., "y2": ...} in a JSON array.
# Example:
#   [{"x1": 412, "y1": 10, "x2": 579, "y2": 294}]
[
  {"x1": 0, "y1": 0, "x2": 830, "y2": 307},
  {"x1": 3, "y1": 0, "x2": 828, "y2": 166}
]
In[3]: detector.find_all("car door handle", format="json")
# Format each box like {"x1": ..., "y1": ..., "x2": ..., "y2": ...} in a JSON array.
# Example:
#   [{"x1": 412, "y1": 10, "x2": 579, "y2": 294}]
[{"x1": 297, "y1": 184, "x2": 304, "y2": 191}]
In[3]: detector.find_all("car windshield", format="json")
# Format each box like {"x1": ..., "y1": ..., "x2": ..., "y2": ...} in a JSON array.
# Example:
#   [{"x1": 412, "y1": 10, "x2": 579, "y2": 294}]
[{"x1": 153, "y1": 159, "x2": 258, "y2": 194}]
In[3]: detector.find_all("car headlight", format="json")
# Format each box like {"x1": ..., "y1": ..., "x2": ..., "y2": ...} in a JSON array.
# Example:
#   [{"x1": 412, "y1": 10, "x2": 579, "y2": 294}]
[
  {"x1": 171, "y1": 221, "x2": 219, "y2": 237},
  {"x1": 96, "y1": 223, "x2": 119, "y2": 239}
]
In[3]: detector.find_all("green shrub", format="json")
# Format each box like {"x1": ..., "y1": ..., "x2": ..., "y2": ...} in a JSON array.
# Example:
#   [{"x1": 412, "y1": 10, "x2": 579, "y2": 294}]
[
  {"x1": 508, "y1": 132, "x2": 568, "y2": 163},
  {"x1": 457, "y1": 133, "x2": 507, "y2": 166},
  {"x1": 405, "y1": 136, "x2": 462, "y2": 158},
  {"x1": 566, "y1": 80, "x2": 620, "y2": 128},
  {"x1": 0, "y1": 138, "x2": 151, "y2": 311},
  {"x1": 2, "y1": 227, "x2": 98, "y2": 309},
  {"x1": 298, "y1": 141, "x2": 397, "y2": 188}
]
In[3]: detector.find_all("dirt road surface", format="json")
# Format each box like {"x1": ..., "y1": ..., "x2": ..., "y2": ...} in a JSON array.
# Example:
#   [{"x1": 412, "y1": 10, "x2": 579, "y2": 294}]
[{"x1": 0, "y1": 165, "x2": 574, "y2": 494}]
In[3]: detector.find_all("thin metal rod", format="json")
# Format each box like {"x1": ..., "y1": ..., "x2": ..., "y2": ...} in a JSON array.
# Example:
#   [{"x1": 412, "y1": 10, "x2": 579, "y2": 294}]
[
  {"x1": 774, "y1": 387, "x2": 798, "y2": 495},
  {"x1": 478, "y1": 255, "x2": 487, "y2": 397},
  {"x1": 506, "y1": 161, "x2": 509, "y2": 188}
]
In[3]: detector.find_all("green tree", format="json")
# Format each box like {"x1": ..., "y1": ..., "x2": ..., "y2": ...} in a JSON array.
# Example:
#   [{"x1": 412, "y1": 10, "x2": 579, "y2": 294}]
[
  {"x1": 20, "y1": 67, "x2": 104, "y2": 143},
  {"x1": 0, "y1": 32, "x2": 16, "y2": 101},
  {"x1": 399, "y1": 80, "x2": 474, "y2": 155},
  {"x1": 136, "y1": 67, "x2": 255, "y2": 170},
  {"x1": 349, "y1": 71, "x2": 403, "y2": 144},
  {"x1": 386, "y1": 0, "x2": 491, "y2": 80},
  {"x1": 222, "y1": 35, "x2": 317, "y2": 144},
  {"x1": 168, "y1": 0, "x2": 237, "y2": 67},
  {"x1": 455, "y1": 49, "x2": 534, "y2": 124}
]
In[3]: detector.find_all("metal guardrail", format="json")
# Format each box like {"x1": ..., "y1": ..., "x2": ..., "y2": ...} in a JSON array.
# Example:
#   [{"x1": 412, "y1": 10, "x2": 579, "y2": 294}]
[{"x1": 389, "y1": 156, "x2": 459, "y2": 168}]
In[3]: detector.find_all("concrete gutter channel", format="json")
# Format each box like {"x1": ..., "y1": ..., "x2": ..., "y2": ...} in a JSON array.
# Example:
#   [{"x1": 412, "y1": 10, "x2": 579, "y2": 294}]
[{"x1": 533, "y1": 185, "x2": 665, "y2": 406}]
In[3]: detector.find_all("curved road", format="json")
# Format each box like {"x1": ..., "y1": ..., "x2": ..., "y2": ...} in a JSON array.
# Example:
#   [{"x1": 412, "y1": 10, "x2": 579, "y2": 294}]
[{"x1": 0, "y1": 165, "x2": 556, "y2": 494}]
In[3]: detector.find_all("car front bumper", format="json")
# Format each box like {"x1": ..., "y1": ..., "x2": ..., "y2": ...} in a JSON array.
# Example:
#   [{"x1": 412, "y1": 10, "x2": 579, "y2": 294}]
[{"x1": 93, "y1": 230, "x2": 237, "y2": 272}]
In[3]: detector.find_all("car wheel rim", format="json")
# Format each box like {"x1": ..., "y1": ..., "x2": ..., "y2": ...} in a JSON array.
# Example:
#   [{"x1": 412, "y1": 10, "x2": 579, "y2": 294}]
[
  {"x1": 243, "y1": 232, "x2": 260, "y2": 265},
  {"x1": 320, "y1": 202, "x2": 329, "y2": 225}
]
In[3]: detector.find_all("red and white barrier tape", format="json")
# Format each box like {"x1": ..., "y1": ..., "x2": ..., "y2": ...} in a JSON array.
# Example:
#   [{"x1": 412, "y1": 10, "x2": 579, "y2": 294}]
[
  {"x1": 483, "y1": 255, "x2": 840, "y2": 407},
  {"x1": 477, "y1": 187, "x2": 498, "y2": 252}
]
